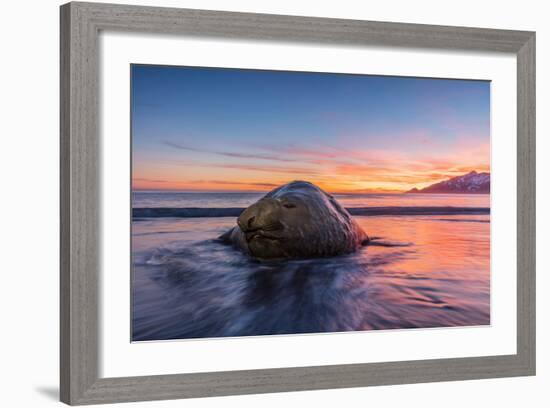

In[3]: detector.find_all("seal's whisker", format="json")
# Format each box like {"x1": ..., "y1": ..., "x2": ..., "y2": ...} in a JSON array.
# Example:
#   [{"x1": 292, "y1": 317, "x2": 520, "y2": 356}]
[{"x1": 261, "y1": 222, "x2": 284, "y2": 231}]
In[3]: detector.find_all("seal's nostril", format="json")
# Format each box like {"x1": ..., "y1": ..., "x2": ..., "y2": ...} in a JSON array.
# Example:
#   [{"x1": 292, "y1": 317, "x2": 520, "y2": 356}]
[{"x1": 247, "y1": 216, "x2": 256, "y2": 228}]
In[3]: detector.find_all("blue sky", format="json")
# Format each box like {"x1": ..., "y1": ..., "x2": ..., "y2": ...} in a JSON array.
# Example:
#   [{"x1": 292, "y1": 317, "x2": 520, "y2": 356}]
[{"x1": 131, "y1": 64, "x2": 490, "y2": 192}]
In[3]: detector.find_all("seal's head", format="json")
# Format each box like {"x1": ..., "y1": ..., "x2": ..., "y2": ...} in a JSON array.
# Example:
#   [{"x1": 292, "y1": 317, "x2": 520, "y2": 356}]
[{"x1": 227, "y1": 181, "x2": 368, "y2": 260}]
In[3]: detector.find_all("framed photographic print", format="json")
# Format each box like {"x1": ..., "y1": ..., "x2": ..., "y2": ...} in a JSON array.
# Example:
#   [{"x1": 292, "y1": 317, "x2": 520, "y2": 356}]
[
  {"x1": 60, "y1": 2, "x2": 535, "y2": 405},
  {"x1": 130, "y1": 65, "x2": 493, "y2": 341}
]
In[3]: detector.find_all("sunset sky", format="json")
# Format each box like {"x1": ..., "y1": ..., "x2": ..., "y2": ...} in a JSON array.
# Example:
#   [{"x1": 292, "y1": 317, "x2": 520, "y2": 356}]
[{"x1": 131, "y1": 65, "x2": 490, "y2": 193}]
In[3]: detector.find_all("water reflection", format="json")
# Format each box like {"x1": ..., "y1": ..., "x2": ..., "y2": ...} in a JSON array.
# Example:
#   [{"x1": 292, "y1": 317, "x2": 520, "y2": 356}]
[{"x1": 132, "y1": 214, "x2": 490, "y2": 341}]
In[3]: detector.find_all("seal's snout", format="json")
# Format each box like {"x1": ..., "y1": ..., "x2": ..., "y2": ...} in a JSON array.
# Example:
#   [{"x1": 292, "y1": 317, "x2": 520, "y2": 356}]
[
  {"x1": 245, "y1": 216, "x2": 256, "y2": 229},
  {"x1": 237, "y1": 208, "x2": 254, "y2": 232},
  {"x1": 237, "y1": 198, "x2": 281, "y2": 234}
]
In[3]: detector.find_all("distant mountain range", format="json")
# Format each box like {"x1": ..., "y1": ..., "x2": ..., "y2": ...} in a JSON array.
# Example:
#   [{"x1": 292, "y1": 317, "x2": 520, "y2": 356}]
[{"x1": 407, "y1": 171, "x2": 490, "y2": 194}]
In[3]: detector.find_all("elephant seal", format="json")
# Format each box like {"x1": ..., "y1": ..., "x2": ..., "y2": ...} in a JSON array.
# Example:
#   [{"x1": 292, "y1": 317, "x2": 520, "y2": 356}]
[{"x1": 219, "y1": 181, "x2": 369, "y2": 260}]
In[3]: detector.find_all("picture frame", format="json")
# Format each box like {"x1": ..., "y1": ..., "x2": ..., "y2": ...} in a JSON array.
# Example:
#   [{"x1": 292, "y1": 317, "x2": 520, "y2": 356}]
[{"x1": 60, "y1": 1, "x2": 535, "y2": 405}]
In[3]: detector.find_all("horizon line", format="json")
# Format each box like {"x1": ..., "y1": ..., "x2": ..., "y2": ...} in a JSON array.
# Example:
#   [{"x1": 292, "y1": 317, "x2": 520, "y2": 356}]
[{"x1": 132, "y1": 188, "x2": 408, "y2": 194}]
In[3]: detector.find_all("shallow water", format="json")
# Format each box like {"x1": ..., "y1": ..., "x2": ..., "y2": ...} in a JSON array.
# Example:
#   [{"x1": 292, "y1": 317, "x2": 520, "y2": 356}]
[
  {"x1": 133, "y1": 191, "x2": 490, "y2": 209},
  {"x1": 131, "y1": 212, "x2": 490, "y2": 341}
]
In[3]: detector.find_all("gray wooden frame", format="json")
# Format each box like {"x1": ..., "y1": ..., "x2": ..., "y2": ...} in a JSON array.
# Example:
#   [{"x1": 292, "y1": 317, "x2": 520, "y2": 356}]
[{"x1": 60, "y1": 1, "x2": 536, "y2": 405}]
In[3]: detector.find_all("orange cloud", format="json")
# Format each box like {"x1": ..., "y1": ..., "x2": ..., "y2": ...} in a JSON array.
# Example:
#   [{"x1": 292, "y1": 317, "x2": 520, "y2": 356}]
[{"x1": 133, "y1": 136, "x2": 490, "y2": 193}]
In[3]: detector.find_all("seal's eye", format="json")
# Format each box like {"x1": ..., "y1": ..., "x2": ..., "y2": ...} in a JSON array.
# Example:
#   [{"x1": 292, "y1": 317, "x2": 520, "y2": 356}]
[{"x1": 282, "y1": 203, "x2": 297, "y2": 209}]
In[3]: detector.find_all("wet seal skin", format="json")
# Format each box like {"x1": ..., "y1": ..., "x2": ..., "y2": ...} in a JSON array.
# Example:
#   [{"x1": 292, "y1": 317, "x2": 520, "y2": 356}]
[{"x1": 219, "y1": 181, "x2": 369, "y2": 260}]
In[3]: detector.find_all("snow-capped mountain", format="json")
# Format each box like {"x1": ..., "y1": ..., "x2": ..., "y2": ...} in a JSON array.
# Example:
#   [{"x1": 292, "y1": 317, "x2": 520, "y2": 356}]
[{"x1": 407, "y1": 171, "x2": 490, "y2": 194}]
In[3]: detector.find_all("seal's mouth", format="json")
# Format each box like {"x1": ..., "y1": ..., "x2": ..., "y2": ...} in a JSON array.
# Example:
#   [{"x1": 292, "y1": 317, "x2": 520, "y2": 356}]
[
  {"x1": 246, "y1": 231, "x2": 279, "y2": 242},
  {"x1": 241, "y1": 221, "x2": 285, "y2": 243}
]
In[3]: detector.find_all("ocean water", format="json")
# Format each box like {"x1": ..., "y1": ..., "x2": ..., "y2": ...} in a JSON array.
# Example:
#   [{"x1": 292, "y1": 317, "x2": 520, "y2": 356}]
[
  {"x1": 133, "y1": 191, "x2": 490, "y2": 208},
  {"x1": 131, "y1": 192, "x2": 490, "y2": 341}
]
